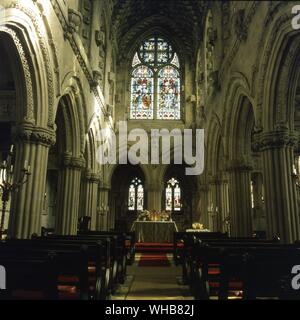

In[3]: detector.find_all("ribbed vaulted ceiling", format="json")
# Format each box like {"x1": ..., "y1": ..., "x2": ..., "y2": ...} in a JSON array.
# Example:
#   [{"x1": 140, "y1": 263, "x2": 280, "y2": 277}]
[{"x1": 111, "y1": 0, "x2": 207, "y2": 58}]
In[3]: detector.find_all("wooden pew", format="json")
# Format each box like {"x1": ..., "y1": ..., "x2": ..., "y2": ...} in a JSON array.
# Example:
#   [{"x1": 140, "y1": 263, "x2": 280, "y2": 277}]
[
  {"x1": 79, "y1": 231, "x2": 136, "y2": 265},
  {"x1": 0, "y1": 244, "x2": 90, "y2": 300},
  {"x1": 173, "y1": 231, "x2": 228, "y2": 265},
  {"x1": 2, "y1": 238, "x2": 109, "y2": 300},
  {"x1": 188, "y1": 238, "x2": 300, "y2": 300},
  {"x1": 39, "y1": 233, "x2": 127, "y2": 292}
]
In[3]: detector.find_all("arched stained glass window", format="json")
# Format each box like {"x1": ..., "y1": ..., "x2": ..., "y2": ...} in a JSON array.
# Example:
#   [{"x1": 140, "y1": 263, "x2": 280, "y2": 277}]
[
  {"x1": 158, "y1": 66, "x2": 180, "y2": 119},
  {"x1": 165, "y1": 178, "x2": 182, "y2": 212},
  {"x1": 130, "y1": 66, "x2": 153, "y2": 119},
  {"x1": 130, "y1": 36, "x2": 181, "y2": 120},
  {"x1": 128, "y1": 177, "x2": 144, "y2": 211}
]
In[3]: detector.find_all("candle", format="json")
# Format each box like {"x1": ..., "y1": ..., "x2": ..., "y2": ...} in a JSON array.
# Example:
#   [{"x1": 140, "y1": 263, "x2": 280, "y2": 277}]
[
  {"x1": 24, "y1": 160, "x2": 28, "y2": 170},
  {"x1": 10, "y1": 145, "x2": 14, "y2": 153}
]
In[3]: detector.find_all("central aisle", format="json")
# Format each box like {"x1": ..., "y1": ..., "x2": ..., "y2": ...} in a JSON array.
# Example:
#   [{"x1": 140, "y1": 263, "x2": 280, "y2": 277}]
[{"x1": 112, "y1": 253, "x2": 194, "y2": 300}]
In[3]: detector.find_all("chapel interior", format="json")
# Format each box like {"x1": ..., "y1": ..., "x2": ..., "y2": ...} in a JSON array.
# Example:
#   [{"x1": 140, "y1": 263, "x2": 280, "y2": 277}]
[{"x1": 0, "y1": 0, "x2": 300, "y2": 301}]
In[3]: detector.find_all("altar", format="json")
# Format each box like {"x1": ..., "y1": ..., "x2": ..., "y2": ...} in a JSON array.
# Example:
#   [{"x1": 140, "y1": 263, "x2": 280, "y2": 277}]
[{"x1": 131, "y1": 221, "x2": 178, "y2": 243}]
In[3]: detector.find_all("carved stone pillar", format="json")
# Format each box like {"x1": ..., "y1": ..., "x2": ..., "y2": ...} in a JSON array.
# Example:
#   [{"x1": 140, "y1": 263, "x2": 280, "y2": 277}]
[
  {"x1": 209, "y1": 175, "x2": 229, "y2": 232},
  {"x1": 97, "y1": 182, "x2": 110, "y2": 231},
  {"x1": 258, "y1": 130, "x2": 299, "y2": 243},
  {"x1": 197, "y1": 183, "x2": 209, "y2": 229},
  {"x1": 80, "y1": 171, "x2": 100, "y2": 230},
  {"x1": 251, "y1": 172, "x2": 266, "y2": 232},
  {"x1": 9, "y1": 124, "x2": 55, "y2": 238},
  {"x1": 227, "y1": 160, "x2": 253, "y2": 237},
  {"x1": 147, "y1": 181, "x2": 163, "y2": 212},
  {"x1": 55, "y1": 153, "x2": 85, "y2": 235}
]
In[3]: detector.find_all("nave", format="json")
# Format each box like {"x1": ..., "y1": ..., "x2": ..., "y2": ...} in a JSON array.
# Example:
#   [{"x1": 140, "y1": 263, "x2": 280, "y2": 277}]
[{"x1": 1, "y1": 230, "x2": 300, "y2": 300}]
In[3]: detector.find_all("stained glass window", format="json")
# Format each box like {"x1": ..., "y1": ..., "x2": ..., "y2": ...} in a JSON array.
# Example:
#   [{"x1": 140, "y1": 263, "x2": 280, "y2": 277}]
[
  {"x1": 165, "y1": 178, "x2": 182, "y2": 212},
  {"x1": 128, "y1": 177, "x2": 144, "y2": 211},
  {"x1": 157, "y1": 66, "x2": 180, "y2": 120},
  {"x1": 130, "y1": 66, "x2": 153, "y2": 119},
  {"x1": 130, "y1": 36, "x2": 181, "y2": 120}
]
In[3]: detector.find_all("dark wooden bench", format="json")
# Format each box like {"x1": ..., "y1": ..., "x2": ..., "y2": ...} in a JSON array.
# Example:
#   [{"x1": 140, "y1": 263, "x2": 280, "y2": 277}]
[
  {"x1": 0, "y1": 243, "x2": 91, "y2": 300},
  {"x1": 173, "y1": 231, "x2": 229, "y2": 265},
  {"x1": 39, "y1": 233, "x2": 128, "y2": 292},
  {"x1": 188, "y1": 238, "x2": 300, "y2": 300},
  {"x1": 2, "y1": 237, "x2": 109, "y2": 299},
  {"x1": 78, "y1": 231, "x2": 136, "y2": 265}
]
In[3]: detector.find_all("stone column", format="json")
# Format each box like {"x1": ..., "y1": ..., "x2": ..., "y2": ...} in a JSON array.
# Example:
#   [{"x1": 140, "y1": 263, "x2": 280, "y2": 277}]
[
  {"x1": 197, "y1": 183, "x2": 209, "y2": 229},
  {"x1": 251, "y1": 172, "x2": 266, "y2": 232},
  {"x1": 97, "y1": 182, "x2": 110, "y2": 231},
  {"x1": 258, "y1": 130, "x2": 299, "y2": 243},
  {"x1": 227, "y1": 160, "x2": 253, "y2": 237},
  {"x1": 55, "y1": 153, "x2": 85, "y2": 235},
  {"x1": 209, "y1": 175, "x2": 229, "y2": 232},
  {"x1": 147, "y1": 182, "x2": 163, "y2": 212},
  {"x1": 80, "y1": 170, "x2": 100, "y2": 230},
  {"x1": 9, "y1": 124, "x2": 55, "y2": 238}
]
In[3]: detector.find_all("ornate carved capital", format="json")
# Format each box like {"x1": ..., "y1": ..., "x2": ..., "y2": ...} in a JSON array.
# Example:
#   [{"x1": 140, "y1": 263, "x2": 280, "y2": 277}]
[
  {"x1": 255, "y1": 130, "x2": 298, "y2": 151},
  {"x1": 234, "y1": 9, "x2": 248, "y2": 41},
  {"x1": 85, "y1": 170, "x2": 101, "y2": 184},
  {"x1": 68, "y1": 9, "x2": 82, "y2": 34},
  {"x1": 14, "y1": 123, "x2": 56, "y2": 147},
  {"x1": 63, "y1": 153, "x2": 86, "y2": 170},
  {"x1": 227, "y1": 159, "x2": 253, "y2": 172}
]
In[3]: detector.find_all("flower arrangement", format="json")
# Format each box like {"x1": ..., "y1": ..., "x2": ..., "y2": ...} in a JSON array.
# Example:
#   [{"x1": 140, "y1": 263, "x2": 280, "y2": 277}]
[{"x1": 192, "y1": 222, "x2": 204, "y2": 230}]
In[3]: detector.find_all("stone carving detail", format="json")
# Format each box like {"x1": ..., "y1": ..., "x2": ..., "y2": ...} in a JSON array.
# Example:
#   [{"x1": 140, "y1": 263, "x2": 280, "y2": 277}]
[
  {"x1": 92, "y1": 70, "x2": 103, "y2": 88},
  {"x1": 50, "y1": 0, "x2": 106, "y2": 117},
  {"x1": 85, "y1": 171, "x2": 101, "y2": 184},
  {"x1": 14, "y1": 123, "x2": 56, "y2": 147},
  {"x1": 80, "y1": 0, "x2": 92, "y2": 51},
  {"x1": 95, "y1": 27, "x2": 106, "y2": 89},
  {"x1": 196, "y1": 105, "x2": 206, "y2": 128},
  {"x1": 254, "y1": 130, "x2": 299, "y2": 151},
  {"x1": 4, "y1": 2, "x2": 57, "y2": 127},
  {"x1": 0, "y1": 26, "x2": 34, "y2": 123},
  {"x1": 227, "y1": 158, "x2": 253, "y2": 172},
  {"x1": 234, "y1": 9, "x2": 248, "y2": 41},
  {"x1": 68, "y1": 9, "x2": 82, "y2": 35},
  {"x1": 63, "y1": 152, "x2": 86, "y2": 170}
]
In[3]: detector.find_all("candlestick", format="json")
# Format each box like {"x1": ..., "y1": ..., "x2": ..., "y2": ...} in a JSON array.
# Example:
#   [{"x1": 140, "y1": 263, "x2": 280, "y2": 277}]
[{"x1": 0, "y1": 151, "x2": 31, "y2": 239}]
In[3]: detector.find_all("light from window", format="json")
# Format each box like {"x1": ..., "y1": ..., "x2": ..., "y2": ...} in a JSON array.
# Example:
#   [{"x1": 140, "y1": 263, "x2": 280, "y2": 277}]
[
  {"x1": 130, "y1": 36, "x2": 181, "y2": 120},
  {"x1": 130, "y1": 66, "x2": 154, "y2": 119},
  {"x1": 165, "y1": 177, "x2": 182, "y2": 212},
  {"x1": 128, "y1": 177, "x2": 144, "y2": 211}
]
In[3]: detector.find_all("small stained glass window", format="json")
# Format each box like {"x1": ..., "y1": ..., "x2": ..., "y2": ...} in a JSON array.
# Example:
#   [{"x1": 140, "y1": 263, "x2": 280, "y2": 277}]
[
  {"x1": 128, "y1": 177, "x2": 144, "y2": 211},
  {"x1": 165, "y1": 178, "x2": 182, "y2": 212}
]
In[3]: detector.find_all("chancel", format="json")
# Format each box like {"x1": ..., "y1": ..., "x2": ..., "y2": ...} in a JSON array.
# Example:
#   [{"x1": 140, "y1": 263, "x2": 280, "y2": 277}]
[{"x1": 0, "y1": 0, "x2": 300, "y2": 301}]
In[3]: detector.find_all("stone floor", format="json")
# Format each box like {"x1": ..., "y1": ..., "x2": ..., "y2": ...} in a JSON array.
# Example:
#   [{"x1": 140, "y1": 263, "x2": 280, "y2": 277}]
[{"x1": 112, "y1": 253, "x2": 194, "y2": 300}]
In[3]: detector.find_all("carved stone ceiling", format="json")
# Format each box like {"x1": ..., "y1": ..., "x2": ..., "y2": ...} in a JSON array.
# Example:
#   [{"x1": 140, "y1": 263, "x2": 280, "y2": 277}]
[{"x1": 111, "y1": 0, "x2": 206, "y2": 58}]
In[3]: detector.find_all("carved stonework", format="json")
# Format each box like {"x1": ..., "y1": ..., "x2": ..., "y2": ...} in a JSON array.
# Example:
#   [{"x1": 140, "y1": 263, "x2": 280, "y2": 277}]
[
  {"x1": 258, "y1": 130, "x2": 299, "y2": 151},
  {"x1": 196, "y1": 105, "x2": 206, "y2": 128},
  {"x1": 68, "y1": 9, "x2": 82, "y2": 34},
  {"x1": 234, "y1": 9, "x2": 248, "y2": 41},
  {"x1": 227, "y1": 158, "x2": 253, "y2": 172},
  {"x1": 85, "y1": 171, "x2": 101, "y2": 184},
  {"x1": 0, "y1": 26, "x2": 34, "y2": 123},
  {"x1": 14, "y1": 123, "x2": 56, "y2": 147},
  {"x1": 3, "y1": 2, "x2": 57, "y2": 127},
  {"x1": 63, "y1": 152, "x2": 86, "y2": 170},
  {"x1": 92, "y1": 70, "x2": 103, "y2": 88}
]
